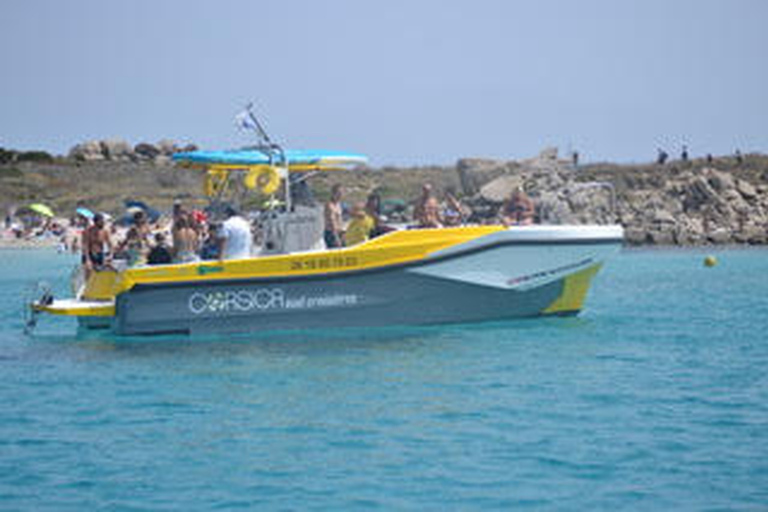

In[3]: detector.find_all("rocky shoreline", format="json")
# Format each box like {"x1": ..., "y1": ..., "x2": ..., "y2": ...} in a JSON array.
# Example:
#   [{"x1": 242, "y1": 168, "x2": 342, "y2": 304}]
[{"x1": 2, "y1": 140, "x2": 767, "y2": 246}]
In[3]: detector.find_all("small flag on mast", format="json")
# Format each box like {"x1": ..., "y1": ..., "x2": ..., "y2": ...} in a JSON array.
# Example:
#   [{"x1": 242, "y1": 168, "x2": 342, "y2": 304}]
[{"x1": 235, "y1": 110, "x2": 258, "y2": 133}]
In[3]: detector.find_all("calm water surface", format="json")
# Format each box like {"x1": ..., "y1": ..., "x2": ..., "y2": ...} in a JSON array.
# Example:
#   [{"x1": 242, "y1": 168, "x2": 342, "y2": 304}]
[{"x1": 1, "y1": 248, "x2": 767, "y2": 510}]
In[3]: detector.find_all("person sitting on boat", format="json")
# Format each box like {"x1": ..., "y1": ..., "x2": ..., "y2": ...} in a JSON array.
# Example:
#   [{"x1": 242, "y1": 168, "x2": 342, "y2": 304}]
[
  {"x1": 114, "y1": 227, "x2": 146, "y2": 267},
  {"x1": 133, "y1": 210, "x2": 152, "y2": 242},
  {"x1": 442, "y1": 187, "x2": 470, "y2": 227},
  {"x1": 413, "y1": 183, "x2": 443, "y2": 229},
  {"x1": 365, "y1": 192, "x2": 394, "y2": 238},
  {"x1": 500, "y1": 186, "x2": 535, "y2": 226},
  {"x1": 147, "y1": 232, "x2": 173, "y2": 265},
  {"x1": 219, "y1": 206, "x2": 253, "y2": 260},
  {"x1": 82, "y1": 213, "x2": 113, "y2": 276},
  {"x1": 172, "y1": 216, "x2": 200, "y2": 263},
  {"x1": 345, "y1": 202, "x2": 375, "y2": 247},
  {"x1": 324, "y1": 184, "x2": 344, "y2": 248}
]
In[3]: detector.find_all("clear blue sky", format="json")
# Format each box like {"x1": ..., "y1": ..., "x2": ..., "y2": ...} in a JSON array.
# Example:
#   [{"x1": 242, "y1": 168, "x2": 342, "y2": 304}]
[{"x1": 1, "y1": 0, "x2": 766, "y2": 165}]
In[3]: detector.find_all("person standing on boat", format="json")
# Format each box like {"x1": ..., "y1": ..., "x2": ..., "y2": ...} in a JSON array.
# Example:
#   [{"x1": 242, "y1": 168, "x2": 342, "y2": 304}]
[
  {"x1": 219, "y1": 206, "x2": 253, "y2": 260},
  {"x1": 82, "y1": 213, "x2": 113, "y2": 276},
  {"x1": 413, "y1": 183, "x2": 443, "y2": 228},
  {"x1": 172, "y1": 216, "x2": 200, "y2": 263},
  {"x1": 324, "y1": 184, "x2": 344, "y2": 248}
]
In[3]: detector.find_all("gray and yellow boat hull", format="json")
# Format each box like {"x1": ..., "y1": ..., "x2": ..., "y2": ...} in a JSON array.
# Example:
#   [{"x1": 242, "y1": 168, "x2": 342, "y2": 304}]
[{"x1": 36, "y1": 225, "x2": 623, "y2": 336}]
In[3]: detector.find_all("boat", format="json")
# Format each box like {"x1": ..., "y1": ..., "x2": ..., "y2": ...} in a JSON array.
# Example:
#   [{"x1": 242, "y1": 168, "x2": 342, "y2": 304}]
[{"x1": 29, "y1": 115, "x2": 623, "y2": 336}]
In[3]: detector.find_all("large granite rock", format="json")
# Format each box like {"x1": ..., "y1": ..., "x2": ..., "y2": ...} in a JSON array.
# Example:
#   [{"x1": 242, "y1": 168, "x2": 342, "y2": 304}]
[
  {"x1": 157, "y1": 139, "x2": 179, "y2": 156},
  {"x1": 134, "y1": 142, "x2": 161, "y2": 160},
  {"x1": 736, "y1": 179, "x2": 757, "y2": 199},
  {"x1": 457, "y1": 158, "x2": 507, "y2": 196},
  {"x1": 479, "y1": 174, "x2": 522, "y2": 203},
  {"x1": 100, "y1": 138, "x2": 134, "y2": 161},
  {"x1": 69, "y1": 140, "x2": 104, "y2": 161}
]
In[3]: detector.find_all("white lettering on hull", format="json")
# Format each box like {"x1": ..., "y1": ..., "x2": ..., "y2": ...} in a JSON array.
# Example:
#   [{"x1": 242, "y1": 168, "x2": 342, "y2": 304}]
[{"x1": 188, "y1": 288, "x2": 359, "y2": 315}]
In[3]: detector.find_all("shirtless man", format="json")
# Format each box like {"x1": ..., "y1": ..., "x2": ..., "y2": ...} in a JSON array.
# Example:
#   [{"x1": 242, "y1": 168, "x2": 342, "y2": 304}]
[
  {"x1": 82, "y1": 213, "x2": 113, "y2": 276},
  {"x1": 324, "y1": 184, "x2": 344, "y2": 248},
  {"x1": 500, "y1": 186, "x2": 535, "y2": 226},
  {"x1": 173, "y1": 216, "x2": 200, "y2": 263},
  {"x1": 413, "y1": 183, "x2": 443, "y2": 228}
]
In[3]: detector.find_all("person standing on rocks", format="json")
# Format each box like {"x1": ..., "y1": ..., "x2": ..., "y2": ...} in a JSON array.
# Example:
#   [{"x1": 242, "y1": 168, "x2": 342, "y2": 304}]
[
  {"x1": 681, "y1": 145, "x2": 689, "y2": 162},
  {"x1": 657, "y1": 148, "x2": 669, "y2": 165}
]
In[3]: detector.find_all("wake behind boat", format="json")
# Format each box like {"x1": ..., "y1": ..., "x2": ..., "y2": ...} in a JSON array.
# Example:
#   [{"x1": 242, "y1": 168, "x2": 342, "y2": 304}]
[{"x1": 29, "y1": 111, "x2": 623, "y2": 336}]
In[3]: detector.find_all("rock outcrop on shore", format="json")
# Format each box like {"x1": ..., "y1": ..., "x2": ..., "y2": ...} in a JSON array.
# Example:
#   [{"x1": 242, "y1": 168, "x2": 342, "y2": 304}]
[
  {"x1": 454, "y1": 150, "x2": 768, "y2": 245},
  {"x1": 1, "y1": 141, "x2": 767, "y2": 245},
  {"x1": 68, "y1": 139, "x2": 198, "y2": 163}
]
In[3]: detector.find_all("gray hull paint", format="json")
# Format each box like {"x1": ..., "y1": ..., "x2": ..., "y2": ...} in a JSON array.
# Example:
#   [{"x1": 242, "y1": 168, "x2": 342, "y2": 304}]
[{"x1": 113, "y1": 268, "x2": 565, "y2": 336}]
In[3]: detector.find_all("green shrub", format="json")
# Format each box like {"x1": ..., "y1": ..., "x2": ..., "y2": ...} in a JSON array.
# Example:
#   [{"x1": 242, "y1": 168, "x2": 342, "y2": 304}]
[
  {"x1": 17, "y1": 151, "x2": 54, "y2": 163},
  {"x1": 0, "y1": 148, "x2": 17, "y2": 164}
]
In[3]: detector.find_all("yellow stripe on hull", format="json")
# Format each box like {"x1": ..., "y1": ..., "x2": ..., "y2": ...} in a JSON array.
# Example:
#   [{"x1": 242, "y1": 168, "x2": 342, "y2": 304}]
[
  {"x1": 543, "y1": 263, "x2": 602, "y2": 314},
  {"x1": 34, "y1": 300, "x2": 115, "y2": 317},
  {"x1": 114, "y1": 226, "x2": 506, "y2": 295}
]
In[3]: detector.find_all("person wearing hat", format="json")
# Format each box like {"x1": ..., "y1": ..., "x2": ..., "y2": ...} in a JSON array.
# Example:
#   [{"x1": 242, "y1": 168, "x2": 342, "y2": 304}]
[
  {"x1": 219, "y1": 206, "x2": 253, "y2": 260},
  {"x1": 345, "y1": 202, "x2": 375, "y2": 247}
]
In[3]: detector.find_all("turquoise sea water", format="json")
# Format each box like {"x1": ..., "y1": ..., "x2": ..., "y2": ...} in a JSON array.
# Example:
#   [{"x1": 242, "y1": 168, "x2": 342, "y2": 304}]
[{"x1": 1, "y1": 248, "x2": 767, "y2": 510}]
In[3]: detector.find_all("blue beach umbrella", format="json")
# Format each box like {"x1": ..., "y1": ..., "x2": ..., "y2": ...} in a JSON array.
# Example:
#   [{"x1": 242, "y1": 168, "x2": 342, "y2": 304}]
[{"x1": 76, "y1": 207, "x2": 94, "y2": 219}]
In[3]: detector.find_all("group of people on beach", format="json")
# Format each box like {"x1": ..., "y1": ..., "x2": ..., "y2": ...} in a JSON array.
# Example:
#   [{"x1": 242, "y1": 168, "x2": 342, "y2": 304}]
[
  {"x1": 81, "y1": 202, "x2": 254, "y2": 274},
  {"x1": 323, "y1": 182, "x2": 535, "y2": 249}
]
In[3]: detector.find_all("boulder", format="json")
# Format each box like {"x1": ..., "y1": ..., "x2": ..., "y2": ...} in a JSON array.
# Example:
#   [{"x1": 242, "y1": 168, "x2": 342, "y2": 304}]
[
  {"x1": 648, "y1": 227, "x2": 675, "y2": 245},
  {"x1": 456, "y1": 158, "x2": 507, "y2": 196},
  {"x1": 721, "y1": 189, "x2": 750, "y2": 215},
  {"x1": 684, "y1": 176, "x2": 721, "y2": 210},
  {"x1": 736, "y1": 179, "x2": 757, "y2": 200},
  {"x1": 154, "y1": 155, "x2": 173, "y2": 166},
  {"x1": 479, "y1": 174, "x2": 522, "y2": 203},
  {"x1": 566, "y1": 186, "x2": 614, "y2": 224},
  {"x1": 708, "y1": 228, "x2": 732, "y2": 244},
  {"x1": 100, "y1": 138, "x2": 134, "y2": 161},
  {"x1": 537, "y1": 191, "x2": 574, "y2": 224},
  {"x1": 538, "y1": 147, "x2": 558, "y2": 160},
  {"x1": 157, "y1": 139, "x2": 179, "y2": 156},
  {"x1": 623, "y1": 227, "x2": 648, "y2": 245},
  {"x1": 134, "y1": 142, "x2": 161, "y2": 160},
  {"x1": 747, "y1": 229, "x2": 767, "y2": 245},
  {"x1": 653, "y1": 209, "x2": 677, "y2": 225},
  {"x1": 68, "y1": 140, "x2": 104, "y2": 161},
  {"x1": 706, "y1": 169, "x2": 735, "y2": 191},
  {"x1": 675, "y1": 218, "x2": 706, "y2": 245}
]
